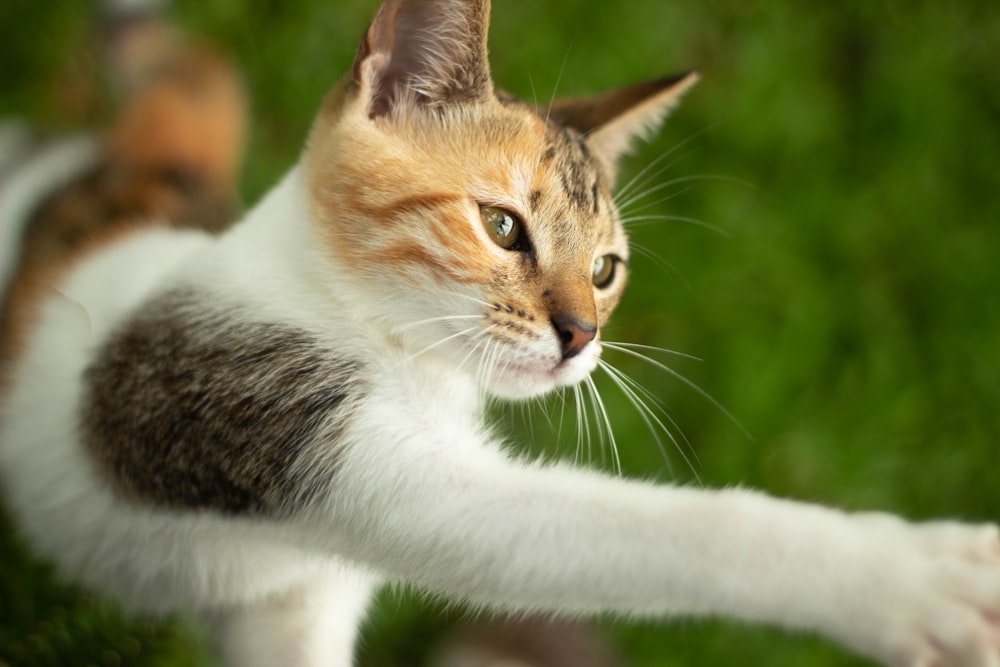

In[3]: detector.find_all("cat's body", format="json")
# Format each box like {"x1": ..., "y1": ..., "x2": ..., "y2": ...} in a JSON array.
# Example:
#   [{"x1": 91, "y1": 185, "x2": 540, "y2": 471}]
[{"x1": 2, "y1": 1, "x2": 999, "y2": 666}]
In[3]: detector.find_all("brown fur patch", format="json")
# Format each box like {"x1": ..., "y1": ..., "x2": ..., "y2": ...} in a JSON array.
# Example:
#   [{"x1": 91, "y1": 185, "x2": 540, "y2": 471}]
[{"x1": 81, "y1": 289, "x2": 364, "y2": 515}]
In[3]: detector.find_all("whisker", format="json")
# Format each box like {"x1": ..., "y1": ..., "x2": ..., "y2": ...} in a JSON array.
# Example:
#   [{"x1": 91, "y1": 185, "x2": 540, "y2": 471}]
[
  {"x1": 602, "y1": 341, "x2": 702, "y2": 362},
  {"x1": 618, "y1": 174, "x2": 754, "y2": 213},
  {"x1": 602, "y1": 344, "x2": 751, "y2": 440},
  {"x1": 455, "y1": 330, "x2": 490, "y2": 377},
  {"x1": 618, "y1": 184, "x2": 701, "y2": 218},
  {"x1": 440, "y1": 290, "x2": 496, "y2": 310},
  {"x1": 555, "y1": 386, "x2": 569, "y2": 450},
  {"x1": 601, "y1": 360, "x2": 702, "y2": 471},
  {"x1": 474, "y1": 337, "x2": 495, "y2": 391},
  {"x1": 522, "y1": 398, "x2": 537, "y2": 442},
  {"x1": 598, "y1": 360, "x2": 704, "y2": 483},
  {"x1": 398, "y1": 314, "x2": 483, "y2": 333},
  {"x1": 534, "y1": 43, "x2": 575, "y2": 168},
  {"x1": 480, "y1": 338, "x2": 501, "y2": 395},
  {"x1": 534, "y1": 392, "x2": 559, "y2": 439},
  {"x1": 627, "y1": 244, "x2": 689, "y2": 287},
  {"x1": 407, "y1": 325, "x2": 480, "y2": 361},
  {"x1": 614, "y1": 123, "x2": 726, "y2": 203},
  {"x1": 572, "y1": 383, "x2": 590, "y2": 465},
  {"x1": 569, "y1": 384, "x2": 581, "y2": 463},
  {"x1": 620, "y1": 213, "x2": 729, "y2": 237},
  {"x1": 598, "y1": 360, "x2": 677, "y2": 478},
  {"x1": 582, "y1": 378, "x2": 605, "y2": 465},
  {"x1": 586, "y1": 375, "x2": 622, "y2": 476},
  {"x1": 614, "y1": 147, "x2": 689, "y2": 204}
]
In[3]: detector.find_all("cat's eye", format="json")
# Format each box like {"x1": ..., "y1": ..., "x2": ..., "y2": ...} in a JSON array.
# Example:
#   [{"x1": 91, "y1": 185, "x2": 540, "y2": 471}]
[
  {"x1": 592, "y1": 254, "x2": 620, "y2": 289},
  {"x1": 480, "y1": 205, "x2": 524, "y2": 251}
]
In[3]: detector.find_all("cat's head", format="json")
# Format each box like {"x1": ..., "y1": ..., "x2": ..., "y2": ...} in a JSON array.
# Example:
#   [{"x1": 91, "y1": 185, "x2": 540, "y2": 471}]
[{"x1": 304, "y1": 0, "x2": 695, "y2": 399}]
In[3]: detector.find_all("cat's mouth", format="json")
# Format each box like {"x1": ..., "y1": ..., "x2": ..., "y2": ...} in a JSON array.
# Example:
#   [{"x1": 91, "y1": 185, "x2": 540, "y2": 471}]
[
  {"x1": 437, "y1": 325, "x2": 599, "y2": 399},
  {"x1": 487, "y1": 345, "x2": 599, "y2": 399}
]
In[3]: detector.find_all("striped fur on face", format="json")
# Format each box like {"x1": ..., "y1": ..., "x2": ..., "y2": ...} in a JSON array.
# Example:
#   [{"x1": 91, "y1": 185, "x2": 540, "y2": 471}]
[
  {"x1": 307, "y1": 97, "x2": 627, "y2": 399},
  {"x1": 304, "y1": 0, "x2": 694, "y2": 399}
]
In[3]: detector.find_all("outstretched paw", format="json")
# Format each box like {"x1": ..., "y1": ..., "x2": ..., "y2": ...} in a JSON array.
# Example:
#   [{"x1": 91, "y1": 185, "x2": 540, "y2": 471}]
[{"x1": 844, "y1": 517, "x2": 1000, "y2": 667}]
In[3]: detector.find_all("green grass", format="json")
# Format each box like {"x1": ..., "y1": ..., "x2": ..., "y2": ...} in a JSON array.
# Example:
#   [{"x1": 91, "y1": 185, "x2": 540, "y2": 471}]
[{"x1": 2, "y1": 1, "x2": 999, "y2": 665}]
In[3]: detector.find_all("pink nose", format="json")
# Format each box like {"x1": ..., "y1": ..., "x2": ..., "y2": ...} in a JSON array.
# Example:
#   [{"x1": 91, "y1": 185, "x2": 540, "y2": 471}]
[{"x1": 551, "y1": 315, "x2": 597, "y2": 359}]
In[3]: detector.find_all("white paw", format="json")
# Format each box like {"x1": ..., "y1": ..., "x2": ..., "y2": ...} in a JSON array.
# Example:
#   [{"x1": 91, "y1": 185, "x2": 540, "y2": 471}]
[{"x1": 837, "y1": 516, "x2": 1000, "y2": 667}]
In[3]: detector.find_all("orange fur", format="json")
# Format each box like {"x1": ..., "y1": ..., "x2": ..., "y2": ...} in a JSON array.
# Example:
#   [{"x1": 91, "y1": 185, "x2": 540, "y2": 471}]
[{"x1": 0, "y1": 25, "x2": 246, "y2": 386}]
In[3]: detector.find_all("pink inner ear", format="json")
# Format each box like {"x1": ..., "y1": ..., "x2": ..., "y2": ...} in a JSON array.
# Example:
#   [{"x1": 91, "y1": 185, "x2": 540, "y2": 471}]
[{"x1": 352, "y1": 0, "x2": 493, "y2": 119}]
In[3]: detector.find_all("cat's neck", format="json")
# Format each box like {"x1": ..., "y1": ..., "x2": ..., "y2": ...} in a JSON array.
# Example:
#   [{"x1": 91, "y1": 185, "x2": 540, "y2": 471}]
[{"x1": 210, "y1": 166, "x2": 484, "y2": 411}]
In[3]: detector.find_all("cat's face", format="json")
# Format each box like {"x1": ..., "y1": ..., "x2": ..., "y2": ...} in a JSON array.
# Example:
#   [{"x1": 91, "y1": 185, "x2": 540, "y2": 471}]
[{"x1": 305, "y1": 0, "x2": 694, "y2": 399}]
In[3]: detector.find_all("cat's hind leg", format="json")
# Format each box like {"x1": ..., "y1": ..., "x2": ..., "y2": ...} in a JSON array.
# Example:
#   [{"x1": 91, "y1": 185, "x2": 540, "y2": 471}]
[{"x1": 209, "y1": 567, "x2": 376, "y2": 667}]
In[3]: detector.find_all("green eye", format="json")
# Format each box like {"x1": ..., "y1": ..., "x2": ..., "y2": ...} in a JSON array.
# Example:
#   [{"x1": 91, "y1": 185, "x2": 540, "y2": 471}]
[
  {"x1": 480, "y1": 205, "x2": 523, "y2": 250},
  {"x1": 592, "y1": 254, "x2": 619, "y2": 289}
]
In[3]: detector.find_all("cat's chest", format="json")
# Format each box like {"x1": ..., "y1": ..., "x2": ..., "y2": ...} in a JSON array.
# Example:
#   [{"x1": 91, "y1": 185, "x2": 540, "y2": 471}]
[{"x1": 78, "y1": 285, "x2": 486, "y2": 513}]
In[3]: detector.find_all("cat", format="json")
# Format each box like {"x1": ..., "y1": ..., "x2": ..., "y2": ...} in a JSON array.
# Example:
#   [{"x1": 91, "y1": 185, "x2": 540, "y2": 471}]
[{"x1": 1, "y1": 1, "x2": 999, "y2": 666}]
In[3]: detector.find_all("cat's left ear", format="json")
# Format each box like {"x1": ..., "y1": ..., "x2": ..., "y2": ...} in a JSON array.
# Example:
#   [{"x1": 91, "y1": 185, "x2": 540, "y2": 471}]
[
  {"x1": 352, "y1": 0, "x2": 492, "y2": 119},
  {"x1": 545, "y1": 72, "x2": 699, "y2": 177}
]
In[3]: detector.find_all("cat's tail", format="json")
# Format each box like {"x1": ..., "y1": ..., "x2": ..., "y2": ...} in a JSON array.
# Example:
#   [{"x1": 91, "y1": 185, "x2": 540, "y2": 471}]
[
  {"x1": 100, "y1": 0, "x2": 178, "y2": 98},
  {"x1": 0, "y1": 0, "x2": 247, "y2": 368},
  {"x1": 98, "y1": 0, "x2": 248, "y2": 204}
]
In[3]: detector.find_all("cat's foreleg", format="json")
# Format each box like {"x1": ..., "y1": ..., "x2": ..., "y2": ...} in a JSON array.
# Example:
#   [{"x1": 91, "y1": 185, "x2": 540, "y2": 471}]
[
  {"x1": 208, "y1": 568, "x2": 375, "y2": 667},
  {"x1": 295, "y1": 424, "x2": 1000, "y2": 667}
]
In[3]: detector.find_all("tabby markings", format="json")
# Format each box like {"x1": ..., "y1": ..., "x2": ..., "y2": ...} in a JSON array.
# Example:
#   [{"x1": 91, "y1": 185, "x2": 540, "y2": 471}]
[
  {"x1": 543, "y1": 125, "x2": 605, "y2": 216},
  {"x1": 81, "y1": 289, "x2": 364, "y2": 515}
]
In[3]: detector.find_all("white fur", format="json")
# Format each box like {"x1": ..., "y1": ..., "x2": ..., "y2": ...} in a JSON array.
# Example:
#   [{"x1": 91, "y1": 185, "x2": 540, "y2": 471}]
[
  {"x1": 0, "y1": 134, "x2": 98, "y2": 292},
  {"x1": 2, "y1": 166, "x2": 999, "y2": 667}
]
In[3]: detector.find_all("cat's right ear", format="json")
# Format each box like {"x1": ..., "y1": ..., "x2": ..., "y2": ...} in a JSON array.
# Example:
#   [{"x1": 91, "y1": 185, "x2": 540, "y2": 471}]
[{"x1": 352, "y1": 0, "x2": 493, "y2": 119}]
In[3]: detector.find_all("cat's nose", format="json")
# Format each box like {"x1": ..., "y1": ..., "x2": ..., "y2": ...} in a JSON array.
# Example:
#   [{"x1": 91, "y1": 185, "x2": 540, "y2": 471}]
[{"x1": 551, "y1": 315, "x2": 597, "y2": 360}]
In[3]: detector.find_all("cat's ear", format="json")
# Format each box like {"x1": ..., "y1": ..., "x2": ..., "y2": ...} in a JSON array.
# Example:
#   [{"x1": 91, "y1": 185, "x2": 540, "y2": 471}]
[
  {"x1": 352, "y1": 0, "x2": 492, "y2": 118},
  {"x1": 545, "y1": 71, "x2": 699, "y2": 172}
]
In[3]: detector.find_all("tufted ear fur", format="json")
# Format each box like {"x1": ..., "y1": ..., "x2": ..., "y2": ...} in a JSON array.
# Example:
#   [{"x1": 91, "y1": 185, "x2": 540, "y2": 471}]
[
  {"x1": 544, "y1": 71, "x2": 699, "y2": 173},
  {"x1": 352, "y1": 0, "x2": 493, "y2": 119}
]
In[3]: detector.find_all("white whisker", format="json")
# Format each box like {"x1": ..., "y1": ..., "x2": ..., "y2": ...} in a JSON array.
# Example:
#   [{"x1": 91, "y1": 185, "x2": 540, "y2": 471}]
[
  {"x1": 398, "y1": 314, "x2": 483, "y2": 333},
  {"x1": 598, "y1": 360, "x2": 704, "y2": 483},
  {"x1": 614, "y1": 123, "x2": 725, "y2": 203},
  {"x1": 586, "y1": 375, "x2": 622, "y2": 476},
  {"x1": 455, "y1": 330, "x2": 490, "y2": 376},
  {"x1": 572, "y1": 383, "x2": 590, "y2": 465},
  {"x1": 602, "y1": 344, "x2": 751, "y2": 439},
  {"x1": 582, "y1": 378, "x2": 605, "y2": 465},
  {"x1": 618, "y1": 174, "x2": 747, "y2": 212},
  {"x1": 600, "y1": 359, "x2": 702, "y2": 472},
  {"x1": 619, "y1": 184, "x2": 701, "y2": 217},
  {"x1": 615, "y1": 148, "x2": 691, "y2": 205},
  {"x1": 407, "y1": 326, "x2": 479, "y2": 361},
  {"x1": 627, "y1": 244, "x2": 688, "y2": 287},
  {"x1": 602, "y1": 341, "x2": 702, "y2": 362},
  {"x1": 598, "y1": 360, "x2": 677, "y2": 478},
  {"x1": 620, "y1": 213, "x2": 729, "y2": 237},
  {"x1": 554, "y1": 387, "x2": 569, "y2": 449},
  {"x1": 440, "y1": 290, "x2": 496, "y2": 310}
]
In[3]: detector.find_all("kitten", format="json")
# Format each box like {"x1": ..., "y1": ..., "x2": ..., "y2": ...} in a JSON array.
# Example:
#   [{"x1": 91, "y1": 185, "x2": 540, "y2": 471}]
[{"x1": 1, "y1": 1, "x2": 998, "y2": 667}]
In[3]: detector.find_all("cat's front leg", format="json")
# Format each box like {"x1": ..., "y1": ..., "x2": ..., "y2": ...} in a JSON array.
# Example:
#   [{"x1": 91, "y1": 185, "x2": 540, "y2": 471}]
[
  {"x1": 291, "y1": 416, "x2": 1000, "y2": 666},
  {"x1": 208, "y1": 567, "x2": 376, "y2": 667}
]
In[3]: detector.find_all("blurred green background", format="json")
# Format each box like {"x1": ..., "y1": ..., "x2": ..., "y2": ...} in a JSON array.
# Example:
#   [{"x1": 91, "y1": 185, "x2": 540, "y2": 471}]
[{"x1": 2, "y1": 0, "x2": 999, "y2": 665}]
